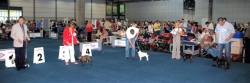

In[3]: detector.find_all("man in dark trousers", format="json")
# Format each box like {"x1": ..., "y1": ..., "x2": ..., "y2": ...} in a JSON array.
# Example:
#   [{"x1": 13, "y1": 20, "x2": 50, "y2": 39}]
[
  {"x1": 11, "y1": 16, "x2": 30, "y2": 71},
  {"x1": 243, "y1": 23, "x2": 250, "y2": 63}
]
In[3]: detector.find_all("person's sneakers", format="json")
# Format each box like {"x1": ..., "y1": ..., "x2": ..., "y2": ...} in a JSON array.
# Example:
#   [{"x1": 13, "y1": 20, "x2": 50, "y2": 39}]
[
  {"x1": 125, "y1": 57, "x2": 129, "y2": 60},
  {"x1": 72, "y1": 62, "x2": 78, "y2": 64},
  {"x1": 132, "y1": 57, "x2": 135, "y2": 60},
  {"x1": 65, "y1": 62, "x2": 69, "y2": 65}
]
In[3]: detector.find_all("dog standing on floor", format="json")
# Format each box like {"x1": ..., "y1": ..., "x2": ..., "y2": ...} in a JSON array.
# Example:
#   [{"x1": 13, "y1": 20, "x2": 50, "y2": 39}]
[
  {"x1": 9, "y1": 55, "x2": 29, "y2": 68},
  {"x1": 76, "y1": 55, "x2": 92, "y2": 66},
  {"x1": 136, "y1": 49, "x2": 149, "y2": 61},
  {"x1": 181, "y1": 52, "x2": 194, "y2": 63},
  {"x1": 213, "y1": 56, "x2": 230, "y2": 70}
]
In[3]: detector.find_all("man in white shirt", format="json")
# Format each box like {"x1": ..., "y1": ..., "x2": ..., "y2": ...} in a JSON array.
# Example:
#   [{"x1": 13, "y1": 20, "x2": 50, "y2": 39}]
[
  {"x1": 125, "y1": 27, "x2": 139, "y2": 60},
  {"x1": 215, "y1": 17, "x2": 235, "y2": 63}
]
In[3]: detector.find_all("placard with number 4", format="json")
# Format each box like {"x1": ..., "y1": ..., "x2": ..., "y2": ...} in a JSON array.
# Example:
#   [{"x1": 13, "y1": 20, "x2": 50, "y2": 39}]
[{"x1": 81, "y1": 44, "x2": 92, "y2": 56}]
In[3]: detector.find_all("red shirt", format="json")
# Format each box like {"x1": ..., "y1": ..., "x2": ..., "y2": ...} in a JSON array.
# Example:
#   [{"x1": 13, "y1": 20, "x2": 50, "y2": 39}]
[
  {"x1": 63, "y1": 27, "x2": 78, "y2": 45},
  {"x1": 86, "y1": 24, "x2": 93, "y2": 32}
]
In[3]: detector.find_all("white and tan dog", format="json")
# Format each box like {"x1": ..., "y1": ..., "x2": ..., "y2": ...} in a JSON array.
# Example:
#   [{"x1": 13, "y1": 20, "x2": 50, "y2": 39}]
[{"x1": 136, "y1": 49, "x2": 149, "y2": 61}]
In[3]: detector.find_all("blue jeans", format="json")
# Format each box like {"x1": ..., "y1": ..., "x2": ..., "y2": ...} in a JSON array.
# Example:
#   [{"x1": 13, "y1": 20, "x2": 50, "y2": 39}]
[
  {"x1": 125, "y1": 37, "x2": 135, "y2": 57},
  {"x1": 218, "y1": 42, "x2": 231, "y2": 62},
  {"x1": 203, "y1": 47, "x2": 218, "y2": 57}
]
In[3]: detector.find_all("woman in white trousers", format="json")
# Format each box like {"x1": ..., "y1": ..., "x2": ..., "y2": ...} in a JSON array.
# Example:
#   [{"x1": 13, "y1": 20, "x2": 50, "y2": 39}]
[
  {"x1": 63, "y1": 21, "x2": 79, "y2": 65},
  {"x1": 171, "y1": 21, "x2": 183, "y2": 60}
]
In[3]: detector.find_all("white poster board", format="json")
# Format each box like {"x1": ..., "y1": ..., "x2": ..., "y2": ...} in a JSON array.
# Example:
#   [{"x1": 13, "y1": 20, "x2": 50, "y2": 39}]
[
  {"x1": 112, "y1": 39, "x2": 126, "y2": 47},
  {"x1": 58, "y1": 46, "x2": 69, "y2": 60},
  {"x1": 81, "y1": 44, "x2": 92, "y2": 56},
  {"x1": 5, "y1": 49, "x2": 16, "y2": 67},
  {"x1": 33, "y1": 47, "x2": 45, "y2": 64}
]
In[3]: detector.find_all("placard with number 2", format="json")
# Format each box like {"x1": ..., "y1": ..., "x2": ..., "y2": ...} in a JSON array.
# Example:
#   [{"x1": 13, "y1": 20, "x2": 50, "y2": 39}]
[{"x1": 33, "y1": 47, "x2": 45, "y2": 64}]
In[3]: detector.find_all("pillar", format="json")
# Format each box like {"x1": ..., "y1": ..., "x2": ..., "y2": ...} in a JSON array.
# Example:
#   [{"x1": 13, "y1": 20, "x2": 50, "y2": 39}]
[{"x1": 76, "y1": 0, "x2": 85, "y2": 27}]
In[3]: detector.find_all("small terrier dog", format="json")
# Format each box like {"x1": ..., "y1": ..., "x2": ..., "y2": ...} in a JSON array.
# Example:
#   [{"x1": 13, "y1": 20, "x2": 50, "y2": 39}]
[
  {"x1": 76, "y1": 55, "x2": 92, "y2": 66},
  {"x1": 136, "y1": 49, "x2": 149, "y2": 61},
  {"x1": 181, "y1": 52, "x2": 194, "y2": 63},
  {"x1": 214, "y1": 57, "x2": 229, "y2": 70}
]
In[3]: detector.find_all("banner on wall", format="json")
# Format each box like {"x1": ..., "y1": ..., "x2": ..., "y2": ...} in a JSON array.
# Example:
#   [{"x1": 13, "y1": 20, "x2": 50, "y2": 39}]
[
  {"x1": 64, "y1": 17, "x2": 68, "y2": 24},
  {"x1": 42, "y1": 19, "x2": 50, "y2": 29},
  {"x1": 202, "y1": 18, "x2": 208, "y2": 26}
]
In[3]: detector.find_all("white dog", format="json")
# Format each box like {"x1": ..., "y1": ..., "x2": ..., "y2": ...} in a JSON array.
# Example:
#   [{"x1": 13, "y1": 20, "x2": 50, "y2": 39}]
[{"x1": 137, "y1": 49, "x2": 149, "y2": 61}]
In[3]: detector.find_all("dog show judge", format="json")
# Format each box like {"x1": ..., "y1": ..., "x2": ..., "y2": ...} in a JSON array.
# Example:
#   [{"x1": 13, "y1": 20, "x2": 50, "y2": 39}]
[
  {"x1": 125, "y1": 26, "x2": 139, "y2": 60},
  {"x1": 11, "y1": 16, "x2": 30, "y2": 71},
  {"x1": 63, "y1": 21, "x2": 79, "y2": 65}
]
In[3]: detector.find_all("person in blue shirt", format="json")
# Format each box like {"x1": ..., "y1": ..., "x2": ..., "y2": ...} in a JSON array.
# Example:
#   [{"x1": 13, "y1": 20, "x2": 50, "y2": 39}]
[
  {"x1": 215, "y1": 17, "x2": 235, "y2": 62},
  {"x1": 36, "y1": 20, "x2": 41, "y2": 32}
]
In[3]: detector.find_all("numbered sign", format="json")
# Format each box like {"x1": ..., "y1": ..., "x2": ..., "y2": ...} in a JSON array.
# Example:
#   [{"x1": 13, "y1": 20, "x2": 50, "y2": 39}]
[
  {"x1": 81, "y1": 44, "x2": 92, "y2": 56},
  {"x1": 58, "y1": 46, "x2": 69, "y2": 60},
  {"x1": 5, "y1": 49, "x2": 16, "y2": 67},
  {"x1": 33, "y1": 47, "x2": 45, "y2": 64}
]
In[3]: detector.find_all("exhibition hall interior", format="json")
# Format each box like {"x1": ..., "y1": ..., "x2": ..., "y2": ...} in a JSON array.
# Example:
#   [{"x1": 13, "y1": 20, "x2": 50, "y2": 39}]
[{"x1": 0, "y1": 0, "x2": 250, "y2": 83}]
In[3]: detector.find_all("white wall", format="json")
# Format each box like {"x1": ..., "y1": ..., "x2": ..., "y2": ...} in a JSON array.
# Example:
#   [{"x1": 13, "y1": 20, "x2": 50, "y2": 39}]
[
  {"x1": 125, "y1": 0, "x2": 183, "y2": 21},
  {"x1": 9, "y1": 0, "x2": 33, "y2": 20},
  {"x1": 213, "y1": 0, "x2": 250, "y2": 23},
  {"x1": 85, "y1": 0, "x2": 106, "y2": 21},
  {"x1": 195, "y1": 0, "x2": 209, "y2": 25},
  {"x1": 57, "y1": 0, "x2": 75, "y2": 21},
  {"x1": 9, "y1": 0, "x2": 106, "y2": 21},
  {"x1": 183, "y1": 9, "x2": 195, "y2": 21},
  {"x1": 35, "y1": 0, "x2": 56, "y2": 21}
]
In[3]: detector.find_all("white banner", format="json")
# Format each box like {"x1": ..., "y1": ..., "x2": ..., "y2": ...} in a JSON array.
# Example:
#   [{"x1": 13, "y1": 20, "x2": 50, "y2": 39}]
[
  {"x1": 114, "y1": 40, "x2": 126, "y2": 47},
  {"x1": 0, "y1": 50, "x2": 6, "y2": 61},
  {"x1": 0, "y1": 48, "x2": 15, "y2": 61},
  {"x1": 80, "y1": 42, "x2": 99, "y2": 51},
  {"x1": 29, "y1": 33, "x2": 41, "y2": 38}
]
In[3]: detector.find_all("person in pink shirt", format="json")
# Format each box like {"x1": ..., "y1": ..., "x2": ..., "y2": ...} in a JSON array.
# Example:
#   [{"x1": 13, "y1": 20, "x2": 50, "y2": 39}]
[{"x1": 86, "y1": 20, "x2": 93, "y2": 42}]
